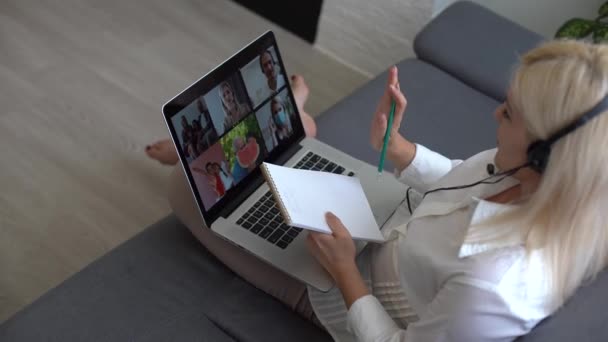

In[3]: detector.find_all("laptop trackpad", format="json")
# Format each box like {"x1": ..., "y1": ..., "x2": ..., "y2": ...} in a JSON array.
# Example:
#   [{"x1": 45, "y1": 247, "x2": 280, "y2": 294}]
[{"x1": 357, "y1": 165, "x2": 408, "y2": 229}]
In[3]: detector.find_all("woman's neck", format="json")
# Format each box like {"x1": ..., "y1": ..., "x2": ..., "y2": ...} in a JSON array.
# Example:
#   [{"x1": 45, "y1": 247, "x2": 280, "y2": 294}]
[
  {"x1": 485, "y1": 185, "x2": 521, "y2": 204},
  {"x1": 485, "y1": 176, "x2": 539, "y2": 204}
]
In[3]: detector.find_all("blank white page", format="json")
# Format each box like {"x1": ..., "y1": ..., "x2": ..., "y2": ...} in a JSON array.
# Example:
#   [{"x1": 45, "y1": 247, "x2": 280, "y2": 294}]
[{"x1": 263, "y1": 163, "x2": 384, "y2": 243}]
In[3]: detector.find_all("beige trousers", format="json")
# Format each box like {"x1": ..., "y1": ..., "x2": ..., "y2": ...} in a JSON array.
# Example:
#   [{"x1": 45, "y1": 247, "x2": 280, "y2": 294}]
[{"x1": 168, "y1": 166, "x2": 319, "y2": 323}]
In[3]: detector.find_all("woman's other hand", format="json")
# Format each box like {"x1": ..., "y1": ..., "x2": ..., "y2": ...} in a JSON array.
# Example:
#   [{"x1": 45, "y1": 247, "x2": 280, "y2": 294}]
[
  {"x1": 369, "y1": 66, "x2": 417, "y2": 172},
  {"x1": 306, "y1": 212, "x2": 370, "y2": 308},
  {"x1": 370, "y1": 66, "x2": 407, "y2": 151},
  {"x1": 306, "y1": 212, "x2": 357, "y2": 281}
]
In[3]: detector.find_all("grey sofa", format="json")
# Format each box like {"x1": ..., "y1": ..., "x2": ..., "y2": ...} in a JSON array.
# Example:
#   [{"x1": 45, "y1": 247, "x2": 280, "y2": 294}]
[{"x1": 3, "y1": 2, "x2": 608, "y2": 341}]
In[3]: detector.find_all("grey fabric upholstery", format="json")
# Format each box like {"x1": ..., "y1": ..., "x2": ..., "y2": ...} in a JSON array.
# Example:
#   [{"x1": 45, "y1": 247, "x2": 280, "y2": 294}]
[
  {"x1": 517, "y1": 271, "x2": 608, "y2": 341},
  {"x1": 414, "y1": 1, "x2": 544, "y2": 102},
  {"x1": 0, "y1": 215, "x2": 332, "y2": 342},
  {"x1": 317, "y1": 59, "x2": 499, "y2": 168}
]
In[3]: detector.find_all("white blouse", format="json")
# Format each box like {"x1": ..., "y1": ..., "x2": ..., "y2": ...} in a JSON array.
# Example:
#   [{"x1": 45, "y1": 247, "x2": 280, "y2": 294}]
[{"x1": 308, "y1": 145, "x2": 554, "y2": 341}]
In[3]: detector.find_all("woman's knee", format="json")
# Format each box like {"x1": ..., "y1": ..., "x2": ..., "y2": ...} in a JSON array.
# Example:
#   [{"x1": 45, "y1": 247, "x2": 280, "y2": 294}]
[{"x1": 167, "y1": 165, "x2": 318, "y2": 324}]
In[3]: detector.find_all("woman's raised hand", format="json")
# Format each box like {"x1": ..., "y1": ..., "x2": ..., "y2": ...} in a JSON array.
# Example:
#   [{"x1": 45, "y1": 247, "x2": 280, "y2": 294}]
[{"x1": 370, "y1": 66, "x2": 407, "y2": 151}]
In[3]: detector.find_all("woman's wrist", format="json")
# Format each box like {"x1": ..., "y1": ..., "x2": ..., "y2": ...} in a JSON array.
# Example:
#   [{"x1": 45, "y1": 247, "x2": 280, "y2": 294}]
[
  {"x1": 335, "y1": 263, "x2": 370, "y2": 309},
  {"x1": 387, "y1": 134, "x2": 417, "y2": 173},
  {"x1": 333, "y1": 262, "x2": 358, "y2": 285}
]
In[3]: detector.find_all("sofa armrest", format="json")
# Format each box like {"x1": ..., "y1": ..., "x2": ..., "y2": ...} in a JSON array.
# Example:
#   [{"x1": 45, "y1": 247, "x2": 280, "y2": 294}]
[{"x1": 414, "y1": 1, "x2": 543, "y2": 102}]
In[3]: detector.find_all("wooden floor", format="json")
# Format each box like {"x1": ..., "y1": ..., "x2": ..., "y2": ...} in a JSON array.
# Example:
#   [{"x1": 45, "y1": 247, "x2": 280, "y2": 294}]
[{"x1": 0, "y1": 0, "x2": 369, "y2": 322}]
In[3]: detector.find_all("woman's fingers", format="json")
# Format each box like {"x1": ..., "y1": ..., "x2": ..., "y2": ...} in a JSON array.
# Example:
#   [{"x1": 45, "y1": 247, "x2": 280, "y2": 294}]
[
  {"x1": 370, "y1": 112, "x2": 389, "y2": 150},
  {"x1": 386, "y1": 65, "x2": 398, "y2": 88},
  {"x1": 377, "y1": 112, "x2": 387, "y2": 131},
  {"x1": 381, "y1": 67, "x2": 398, "y2": 106},
  {"x1": 306, "y1": 232, "x2": 317, "y2": 250},
  {"x1": 388, "y1": 85, "x2": 407, "y2": 128},
  {"x1": 389, "y1": 85, "x2": 407, "y2": 112},
  {"x1": 307, "y1": 231, "x2": 330, "y2": 256},
  {"x1": 325, "y1": 212, "x2": 351, "y2": 238},
  {"x1": 371, "y1": 66, "x2": 404, "y2": 151}
]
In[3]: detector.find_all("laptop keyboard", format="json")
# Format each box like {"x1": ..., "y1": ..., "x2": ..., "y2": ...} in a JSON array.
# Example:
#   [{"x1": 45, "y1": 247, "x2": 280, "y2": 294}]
[{"x1": 235, "y1": 151, "x2": 355, "y2": 249}]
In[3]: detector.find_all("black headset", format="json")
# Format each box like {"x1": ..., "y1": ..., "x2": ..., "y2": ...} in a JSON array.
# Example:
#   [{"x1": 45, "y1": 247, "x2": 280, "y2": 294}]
[
  {"x1": 404, "y1": 94, "x2": 608, "y2": 212},
  {"x1": 525, "y1": 94, "x2": 608, "y2": 173}
]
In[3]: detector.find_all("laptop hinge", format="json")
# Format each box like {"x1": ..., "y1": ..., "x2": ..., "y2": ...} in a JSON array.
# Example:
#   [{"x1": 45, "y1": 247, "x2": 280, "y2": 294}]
[
  {"x1": 272, "y1": 139, "x2": 303, "y2": 167},
  {"x1": 219, "y1": 142, "x2": 303, "y2": 219}
]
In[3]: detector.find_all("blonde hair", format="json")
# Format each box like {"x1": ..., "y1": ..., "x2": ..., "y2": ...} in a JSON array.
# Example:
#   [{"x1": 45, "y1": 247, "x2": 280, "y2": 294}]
[
  {"x1": 469, "y1": 40, "x2": 608, "y2": 311},
  {"x1": 219, "y1": 81, "x2": 240, "y2": 117}
]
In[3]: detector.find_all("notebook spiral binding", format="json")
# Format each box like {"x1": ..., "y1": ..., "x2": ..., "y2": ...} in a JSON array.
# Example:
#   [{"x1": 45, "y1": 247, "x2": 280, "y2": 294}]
[{"x1": 260, "y1": 163, "x2": 293, "y2": 225}]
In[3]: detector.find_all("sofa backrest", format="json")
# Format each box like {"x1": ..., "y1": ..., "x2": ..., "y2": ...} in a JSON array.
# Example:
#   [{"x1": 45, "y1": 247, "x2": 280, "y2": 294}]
[
  {"x1": 414, "y1": 1, "x2": 543, "y2": 102},
  {"x1": 518, "y1": 271, "x2": 608, "y2": 341}
]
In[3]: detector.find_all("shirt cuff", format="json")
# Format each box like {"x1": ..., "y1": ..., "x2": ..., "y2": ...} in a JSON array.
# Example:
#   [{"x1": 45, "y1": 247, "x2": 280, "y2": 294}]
[
  {"x1": 394, "y1": 143, "x2": 454, "y2": 193},
  {"x1": 347, "y1": 295, "x2": 400, "y2": 341}
]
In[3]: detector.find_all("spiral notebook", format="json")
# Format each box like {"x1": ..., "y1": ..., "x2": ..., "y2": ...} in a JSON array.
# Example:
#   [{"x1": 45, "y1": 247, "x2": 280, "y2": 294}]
[{"x1": 260, "y1": 162, "x2": 385, "y2": 243}]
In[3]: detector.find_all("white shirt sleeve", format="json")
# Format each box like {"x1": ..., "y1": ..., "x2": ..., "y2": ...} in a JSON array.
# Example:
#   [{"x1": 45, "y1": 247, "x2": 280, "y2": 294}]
[
  {"x1": 394, "y1": 144, "x2": 463, "y2": 193},
  {"x1": 346, "y1": 278, "x2": 524, "y2": 342},
  {"x1": 347, "y1": 295, "x2": 402, "y2": 341}
]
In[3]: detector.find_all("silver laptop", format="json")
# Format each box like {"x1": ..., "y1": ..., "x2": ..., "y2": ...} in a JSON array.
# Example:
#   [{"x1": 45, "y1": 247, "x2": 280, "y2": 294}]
[{"x1": 162, "y1": 31, "x2": 406, "y2": 291}]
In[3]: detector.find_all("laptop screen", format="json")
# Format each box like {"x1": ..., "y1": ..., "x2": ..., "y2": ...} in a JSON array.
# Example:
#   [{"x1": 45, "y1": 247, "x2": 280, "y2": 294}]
[{"x1": 163, "y1": 32, "x2": 304, "y2": 223}]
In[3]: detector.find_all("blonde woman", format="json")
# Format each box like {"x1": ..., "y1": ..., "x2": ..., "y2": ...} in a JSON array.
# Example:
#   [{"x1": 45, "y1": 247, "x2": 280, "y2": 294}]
[
  {"x1": 219, "y1": 81, "x2": 250, "y2": 132},
  {"x1": 168, "y1": 40, "x2": 608, "y2": 341}
]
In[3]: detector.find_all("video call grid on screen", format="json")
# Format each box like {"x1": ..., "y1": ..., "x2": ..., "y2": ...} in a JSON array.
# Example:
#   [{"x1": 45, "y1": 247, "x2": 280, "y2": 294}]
[{"x1": 169, "y1": 45, "x2": 299, "y2": 212}]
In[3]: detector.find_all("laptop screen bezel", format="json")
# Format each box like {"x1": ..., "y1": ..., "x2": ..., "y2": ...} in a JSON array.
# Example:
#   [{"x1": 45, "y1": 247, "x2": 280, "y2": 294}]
[{"x1": 162, "y1": 31, "x2": 305, "y2": 226}]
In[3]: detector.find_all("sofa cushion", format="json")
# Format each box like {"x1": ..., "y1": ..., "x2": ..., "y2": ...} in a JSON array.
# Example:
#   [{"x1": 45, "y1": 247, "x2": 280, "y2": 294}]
[
  {"x1": 517, "y1": 270, "x2": 608, "y2": 342},
  {"x1": 0, "y1": 215, "x2": 331, "y2": 342},
  {"x1": 317, "y1": 58, "x2": 500, "y2": 168},
  {"x1": 414, "y1": 1, "x2": 543, "y2": 102}
]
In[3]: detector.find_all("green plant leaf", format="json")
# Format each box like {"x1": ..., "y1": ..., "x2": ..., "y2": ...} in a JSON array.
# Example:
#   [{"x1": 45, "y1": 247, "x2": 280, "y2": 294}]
[
  {"x1": 599, "y1": 1, "x2": 608, "y2": 17},
  {"x1": 593, "y1": 24, "x2": 608, "y2": 43},
  {"x1": 555, "y1": 18, "x2": 596, "y2": 39}
]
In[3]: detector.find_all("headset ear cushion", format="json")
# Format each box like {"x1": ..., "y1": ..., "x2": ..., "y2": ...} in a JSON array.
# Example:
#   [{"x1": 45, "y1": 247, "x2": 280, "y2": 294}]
[{"x1": 527, "y1": 140, "x2": 551, "y2": 173}]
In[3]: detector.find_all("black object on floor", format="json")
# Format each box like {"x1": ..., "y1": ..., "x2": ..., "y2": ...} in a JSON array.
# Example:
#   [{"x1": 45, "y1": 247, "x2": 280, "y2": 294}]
[{"x1": 232, "y1": 0, "x2": 323, "y2": 43}]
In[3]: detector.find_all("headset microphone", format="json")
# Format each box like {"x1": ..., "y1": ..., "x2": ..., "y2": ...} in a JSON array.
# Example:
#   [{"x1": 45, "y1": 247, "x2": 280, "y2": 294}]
[{"x1": 486, "y1": 163, "x2": 495, "y2": 175}]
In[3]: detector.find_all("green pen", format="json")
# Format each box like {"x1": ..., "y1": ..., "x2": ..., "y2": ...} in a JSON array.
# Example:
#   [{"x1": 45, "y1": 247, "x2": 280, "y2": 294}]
[{"x1": 377, "y1": 100, "x2": 396, "y2": 177}]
